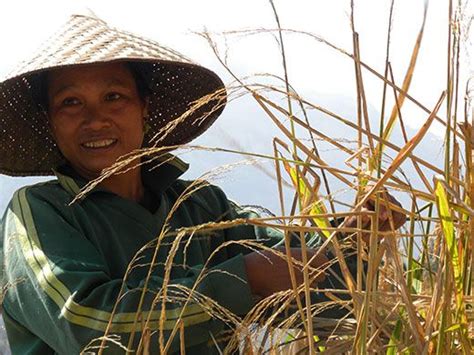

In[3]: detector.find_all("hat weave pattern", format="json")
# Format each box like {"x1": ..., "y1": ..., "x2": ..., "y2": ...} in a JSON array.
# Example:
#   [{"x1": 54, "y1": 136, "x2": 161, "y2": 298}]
[{"x1": 0, "y1": 14, "x2": 226, "y2": 176}]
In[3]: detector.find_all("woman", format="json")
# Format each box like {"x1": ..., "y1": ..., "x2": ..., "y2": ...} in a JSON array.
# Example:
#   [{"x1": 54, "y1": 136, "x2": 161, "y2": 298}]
[{"x1": 0, "y1": 13, "x2": 404, "y2": 354}]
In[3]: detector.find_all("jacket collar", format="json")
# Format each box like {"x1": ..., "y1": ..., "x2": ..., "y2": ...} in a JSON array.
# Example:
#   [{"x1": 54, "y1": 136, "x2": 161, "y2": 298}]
[{"x1": 52, "y1": 153, "x2": 189, "y2": 199}]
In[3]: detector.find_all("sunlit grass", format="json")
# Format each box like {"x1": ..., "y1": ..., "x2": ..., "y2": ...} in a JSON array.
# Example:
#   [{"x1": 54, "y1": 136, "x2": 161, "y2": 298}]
[{"x1": 74, "y1": 0, "x2": 474, "y2": 353}]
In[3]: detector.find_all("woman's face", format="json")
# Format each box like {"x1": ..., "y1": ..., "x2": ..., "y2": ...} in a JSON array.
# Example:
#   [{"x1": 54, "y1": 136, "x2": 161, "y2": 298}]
[{"x1": 47, "y1": 62, "x2": 148, "y2": 179}]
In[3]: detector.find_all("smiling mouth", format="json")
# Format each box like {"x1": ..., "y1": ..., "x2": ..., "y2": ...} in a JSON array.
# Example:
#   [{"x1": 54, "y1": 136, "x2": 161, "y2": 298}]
[{"x1": 81, "y1": 139, "x2": 118, "y2": 149}]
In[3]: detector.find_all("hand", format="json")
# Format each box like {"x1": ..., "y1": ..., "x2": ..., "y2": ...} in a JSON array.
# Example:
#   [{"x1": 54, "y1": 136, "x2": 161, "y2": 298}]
[
  {"x1": 344, "y1": 189, "x2": 406, "y2": 243},
  {"x1": 244, "y1": 248, "x2": 328, "y2": 298}
]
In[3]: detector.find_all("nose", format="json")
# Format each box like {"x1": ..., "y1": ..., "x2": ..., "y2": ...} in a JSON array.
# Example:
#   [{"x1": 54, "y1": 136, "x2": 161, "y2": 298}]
[{"x1": 82, "y1": 104, "x2": 111, "y2": 130}]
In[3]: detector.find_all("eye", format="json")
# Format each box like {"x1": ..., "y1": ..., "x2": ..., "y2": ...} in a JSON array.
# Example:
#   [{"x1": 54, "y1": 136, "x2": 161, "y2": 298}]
[
  {"x1": 62, "y1": 97, "x2": 81, "y2": 106},
  {"x1": 105, "y1": 92, "x2": 122, "y2": 101}
]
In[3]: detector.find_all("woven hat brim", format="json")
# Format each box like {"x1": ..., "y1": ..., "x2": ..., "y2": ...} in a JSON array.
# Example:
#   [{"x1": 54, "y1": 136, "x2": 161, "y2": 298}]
[{"x1": 0, "y1": 15, "x2": 226, "y2": 176}]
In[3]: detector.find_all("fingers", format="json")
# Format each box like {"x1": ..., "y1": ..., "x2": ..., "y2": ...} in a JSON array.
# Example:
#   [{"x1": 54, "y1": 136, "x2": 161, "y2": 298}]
[
  {"x1": 339, "y1": 190, "x2": 406, "y2": 245},
  {"x1": 362, "y1": 189, "x2": 406, "y2": 231},
  {"x1": 344, "y1": 206, "x2": 371, "y2": 229},
  {"x1": 377, "y1": 191, "x2": 406, "y2": 231},
  {"x1": 378, "y1": 205, "x2": 407, "y2": 231}
]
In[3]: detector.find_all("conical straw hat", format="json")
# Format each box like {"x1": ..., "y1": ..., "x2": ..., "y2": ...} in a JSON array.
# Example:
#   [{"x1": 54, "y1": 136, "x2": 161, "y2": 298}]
[{"x1": 0, "y1": 13, "x2": 226, "y2": 176}]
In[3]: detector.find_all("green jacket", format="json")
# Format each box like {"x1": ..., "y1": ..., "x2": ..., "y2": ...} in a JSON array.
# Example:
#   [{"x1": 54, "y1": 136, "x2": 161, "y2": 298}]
[{"x1": 1, "y1": 157, "x2": 284, "y2": 354}]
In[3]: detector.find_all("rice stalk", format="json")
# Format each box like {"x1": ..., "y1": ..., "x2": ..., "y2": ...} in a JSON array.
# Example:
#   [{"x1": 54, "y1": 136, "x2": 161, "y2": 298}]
[{"x1": 77, "y1": 1, "x2": 474, "y2": 353}]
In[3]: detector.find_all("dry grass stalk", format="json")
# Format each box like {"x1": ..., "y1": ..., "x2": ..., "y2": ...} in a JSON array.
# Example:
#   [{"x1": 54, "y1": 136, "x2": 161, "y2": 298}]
[{"x1": 74, "y1": 1, "x2": 474, "y2": 353}]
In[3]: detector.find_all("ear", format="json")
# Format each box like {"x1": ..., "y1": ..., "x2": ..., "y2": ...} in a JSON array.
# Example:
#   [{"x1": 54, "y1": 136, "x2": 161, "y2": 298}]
[{"x1": 141, "y1": 98, "x2": 150, "y2": 136}]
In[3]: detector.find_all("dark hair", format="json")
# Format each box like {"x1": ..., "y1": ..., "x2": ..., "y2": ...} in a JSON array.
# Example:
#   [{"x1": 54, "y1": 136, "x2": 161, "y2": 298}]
[{"x1": 29, "y1": 61, "x2": 151, "y2": 113}]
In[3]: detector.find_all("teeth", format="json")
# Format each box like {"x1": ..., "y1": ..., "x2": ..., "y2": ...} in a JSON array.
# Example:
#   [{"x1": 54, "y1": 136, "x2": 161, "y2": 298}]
[{"x1": 82, "y1": 139, "x2": 116, "y2": 148}]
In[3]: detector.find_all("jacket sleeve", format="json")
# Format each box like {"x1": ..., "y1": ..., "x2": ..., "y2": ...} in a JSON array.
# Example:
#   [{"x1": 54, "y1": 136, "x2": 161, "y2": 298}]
[{"x1": 1, "y1": 186, "x2": 256, "y2": 354}]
